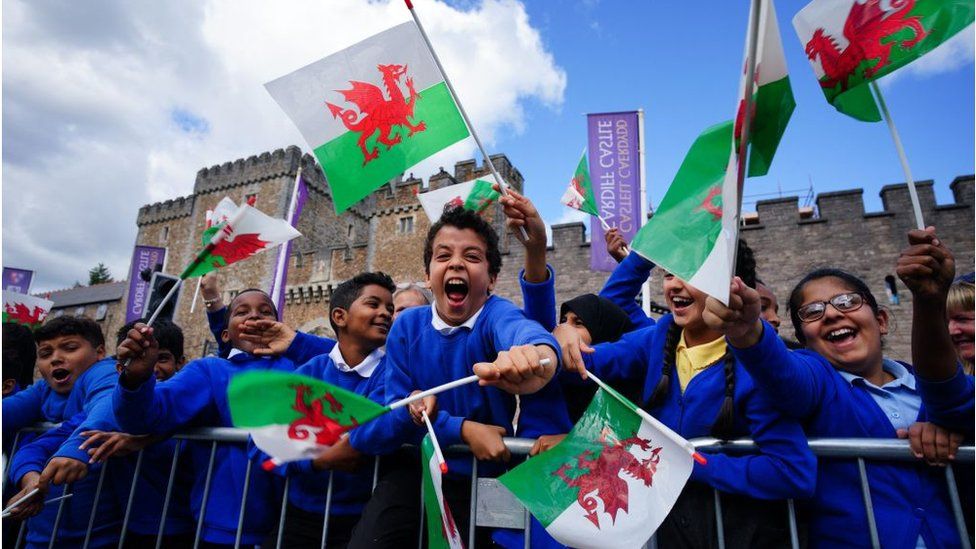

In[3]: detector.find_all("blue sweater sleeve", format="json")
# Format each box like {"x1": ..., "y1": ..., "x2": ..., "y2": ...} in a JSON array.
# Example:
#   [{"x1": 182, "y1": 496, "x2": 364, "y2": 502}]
[
  {"x1": 915, "y1": 366, "x2": 974, "y2": 434},
  {"x1": 2, "y1": 382, "x2": 47, "y2": 441},
  {"x1": 516, "y1": 381, "x2": 573, "y2": 438},
  {"x1": 207, "y1": 306, "x2": 231, "y2": 358},
  {"x1": 599, "y1": 252, "x2": 656, "y2": 329},
  {"x1": 728, "y1": 321, "x2": 835, "y2": 420},
  {"x1": 520, "y1": 265, "x2": 557, "y2": 332},
  {"x1": 113, "y1": 360, "x2": 216, "y2": 435},
  {"x1": 485, "y1": 300, "x2": 561, "y2": 365},
  {"x1": 8, "y1": 415, "x2": 82, "y2": 484},
  {"x1": 285, "y1": 332, "x2": 337, "y2": 365},
  {"x1": 583, "y1": 325, "x2": 656, "y2": 385},
  {"x1": 55, "y1": 366, "x2": 120, "y2": 463}
]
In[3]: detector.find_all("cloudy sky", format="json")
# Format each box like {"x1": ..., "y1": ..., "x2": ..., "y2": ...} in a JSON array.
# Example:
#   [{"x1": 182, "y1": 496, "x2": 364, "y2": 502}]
[{"x1": 3, "y1": 0, "x2": 973, "y2": 292}]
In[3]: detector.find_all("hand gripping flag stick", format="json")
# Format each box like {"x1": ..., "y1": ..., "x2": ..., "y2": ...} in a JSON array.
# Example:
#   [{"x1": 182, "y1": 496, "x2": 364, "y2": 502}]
[
  {"x1": 404, "y1": 0, "x2": 530, "y2": 242},
  {"x1": 1, "y1": 491, "x2": 72, "y2": 518},
  {"x1": 586, "y1": 371, "x2": 708, "y2": 466},
  {"x1": 422, "y1": 410, "x2": 449, "y2": 474}
]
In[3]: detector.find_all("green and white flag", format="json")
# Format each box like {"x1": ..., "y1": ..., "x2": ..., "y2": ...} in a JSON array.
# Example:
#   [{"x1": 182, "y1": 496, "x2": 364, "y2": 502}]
[
  {"x1": 266, "y1": 22, "x2": 471, "y2": 213},
  {"x1": 631, "y1": 122, "x2": 738, "y2": 304},
  {"x1": 560, "y1": 150, "x2": 599, "y2": 217},
  {"x1": 499, "y1": 387, "x2": 693, "y2": 549},
  {"x1": 2, "y1": 290, "x2": 53, "y2": 328},
  {"x1": 416, "y1": 178, "x2": 500, "y2": 222},
  {"x1": 794, "y1": 0, "x2": 975, "y2": 121},
  {"x1": 228, "y1": 371, "x2": 390, "y2": 468},
  {"x1": 422, "y1": 435, "x2": 465, "y2": 549}
]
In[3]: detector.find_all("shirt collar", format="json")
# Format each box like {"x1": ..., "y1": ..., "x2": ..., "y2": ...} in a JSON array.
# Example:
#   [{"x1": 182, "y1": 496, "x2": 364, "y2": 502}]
[
  {"x1": 839, "y1": 358, "x2": 917, "y2": 391},
  {"x1": 676, "y1": 332, "x2": 727, "y2": 369},
  {"x1": 328, "y1": 344, "x2": 386, "y2": 378},
  {"x1": 430, "y1": 303, "x2": 485, "y2": 335}
]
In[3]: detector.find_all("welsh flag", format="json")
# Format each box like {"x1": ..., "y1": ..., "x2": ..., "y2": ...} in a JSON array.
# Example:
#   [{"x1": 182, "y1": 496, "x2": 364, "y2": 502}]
[
  {"x1": 499, "y1": 387, "x2": 693, "y2": 549},
  {"x1": 201, "y1": 197, "x2": 238, "y2": 246},
  {"x1": 417, "y1": 178, "x2": 500, "y2": 223},
  {"x1": 179, "y1": 200, "x2": 301, "y2": 279},
  {"x1": 2, "y1": 291, "x2": 54, "y2": 328},
  {"x1": 794, "y1": 0, "x2": 975, "y2": 121},
  {"x1": 422, "y1": 435, "x2": 465, "y2": 549},
  {"x1": 228, "y1": 371, "x2": 390, "y2": 467},
  {"x1": 266, "y1": 22, "x2": 470, "y2": 213},
  {"x1": 560, "y1": 150, "x2": 599, "y2": 217}
]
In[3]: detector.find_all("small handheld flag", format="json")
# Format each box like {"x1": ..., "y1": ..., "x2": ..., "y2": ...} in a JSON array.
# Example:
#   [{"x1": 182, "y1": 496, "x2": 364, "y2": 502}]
[
  {"x1": 422, "y1": 434, "x2": 466, "y2": 549},
  {"x1": 3, "y1": 291, "x2": 54, "y2": 328},
  {"x1": 417, "y1": 178, "x2": 500, "y2": 223},
  {"x1": 422, "y1": 410, "x2": 448, "y2": 474}
]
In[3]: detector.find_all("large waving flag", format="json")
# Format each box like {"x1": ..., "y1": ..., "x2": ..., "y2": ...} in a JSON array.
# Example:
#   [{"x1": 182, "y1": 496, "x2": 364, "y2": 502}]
[
  {"x1": 794, "y1": 0, "x2": 974, "y2": 121},
  {"x1": 417, "y1": 178, "x2": 500, "y2": 222},
  {"x1": 266, "y1": 22, "x2": 471, "y2": 213},
  {"x1": 499, "y1": 386, "x2": 693, "y2": 549},
  {"x1": 422, "y1": 435, "x2": 466, "y2": 549},
  {"x1": 3, "y1": 291, "x2": 54, "y2": 328}
]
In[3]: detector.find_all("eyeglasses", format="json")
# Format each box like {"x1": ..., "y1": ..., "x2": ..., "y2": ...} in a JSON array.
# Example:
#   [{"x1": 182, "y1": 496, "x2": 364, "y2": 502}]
[{"x1": 796, "y1": 292, "x2": 865, "y2": 323}]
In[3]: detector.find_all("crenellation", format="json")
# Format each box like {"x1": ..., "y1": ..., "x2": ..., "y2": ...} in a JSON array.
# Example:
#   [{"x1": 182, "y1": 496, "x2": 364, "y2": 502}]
[
  {"x1": 755, "y1": 196, "x2": 799, "y2": 226},
  {"x1": 950, "y1": 175, "x2": 974, "y2": 206},
  {"x1": 816, "y1": 188, "x2": 866, "y2": 220},
  {"x1": 880, "y1": 180, "x2": 936, "y2": 215},
  {"x1": 136, "y1": 195, "x2": 195, "y2": 226}
]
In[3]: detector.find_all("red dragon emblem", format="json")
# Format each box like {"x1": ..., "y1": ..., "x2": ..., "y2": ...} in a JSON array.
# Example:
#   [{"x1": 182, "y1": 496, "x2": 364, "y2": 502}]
[
  {"x1": 3, "y1": 303, "x2": 48, "y2": 327},
  {"x1": 208, "y1": 232, "x2": 269, "y2": 269},
  {"x1": 805, "y1": 0, "x2": 926, "y2": 90},
  {"x1": 695, "y1": 186, "x2": 723, "y2": 221},
  {"x1": 554, "y1": 427, "x2": 662, "y2": 529},
  {"x1": 326, "y1": 64, "x2": 427, "y2": 166},
  {"x1": 287, "y1": 383, "x2": 357, "y2": 446}
]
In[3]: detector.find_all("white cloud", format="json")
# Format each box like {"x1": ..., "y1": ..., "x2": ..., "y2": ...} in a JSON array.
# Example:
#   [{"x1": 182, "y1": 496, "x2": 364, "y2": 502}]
[
  {"x1": 2, "y1": 0, "x2": 566, "y2": 292},
  {"x1": 880, "y1": 25, "x2": 975, "y2": 86}
]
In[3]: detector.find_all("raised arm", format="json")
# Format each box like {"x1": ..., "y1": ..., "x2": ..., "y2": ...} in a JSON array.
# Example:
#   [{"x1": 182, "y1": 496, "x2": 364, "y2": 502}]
[{"x1": 599, "y1": 251, "x2": 656, "y2": 329}]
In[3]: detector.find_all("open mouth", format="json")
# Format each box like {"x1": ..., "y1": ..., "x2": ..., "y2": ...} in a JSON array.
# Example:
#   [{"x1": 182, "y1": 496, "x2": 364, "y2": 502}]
[
  {"x1": 952, "y1": 335, "x2": 974, "y2": 347},
  {"x1": 824, "y1": 327, "x2": 857, "y2": 346},
  {"x1": 670, "y1": 295, "x2": 694, "y2": 312},
  {"x1": 51, "y1": 368, "x2": 70, "y2": 383},
  {"x1": 445, "y1": 278, "x2": 469, "y2": 307}
]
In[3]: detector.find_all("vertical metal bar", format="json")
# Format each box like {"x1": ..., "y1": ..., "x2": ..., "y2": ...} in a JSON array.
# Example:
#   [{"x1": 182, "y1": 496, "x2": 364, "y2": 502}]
[
  {"x1": 47, "y1": 484, "x2": 71, "y2": 549},
  {"x1": 417, "y1": 469, "x2": 425, "y2": 549},
  {"x1": 319, "y1": 471, "x2": 335, "y2": 549},
  {"x1": 468, "y1": 457, "x2": 478, "y2": 549},
  {"x1": 3, "y1": 431, "x2": 22, "y2": 480},
  {"x1": 155, "y1": 440, "x2": 182, "y2": 549},
  {"x1": 522, "y1": 507, "x2": 531, "y2": 549},
  {"x1": 787, "y1": 499, "x2": 800, "y2": 549},
  {"x1": 275, "y1": 476, "x2": 290, "y2": 549},
  {"x1": 233, "y1": 456, "x2": 253, "y2": 549},
  {"x1": 83, "y1": 462, "x2": 109, "y2": 549},
  {"x1": 17, "y1": 517, "x2": 28, "y2": 548},
  {"x1": 119, "y1": 449, "x2": 145, "y2": 549},
  {"x1": 372, "y1": 456, "x2": 380, "y2": 493},
  {"x1": 193, "y1": 441, "x2": 218, "y2": 549},
  {"x1": 945, "y1": 464, "x2": 973, "y2": 549},
  {"x1": 713, "y1": 489, "x2": 725, "y2": 549},
  {"x1": 856, "y1": 458, "x2": 881, "y2": 549}
]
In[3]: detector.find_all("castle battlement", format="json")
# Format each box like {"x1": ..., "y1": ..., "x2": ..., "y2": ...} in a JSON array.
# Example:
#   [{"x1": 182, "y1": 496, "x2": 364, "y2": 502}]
[{"x1": 136, "y1": 195, "x2": 195, "y2": 226}]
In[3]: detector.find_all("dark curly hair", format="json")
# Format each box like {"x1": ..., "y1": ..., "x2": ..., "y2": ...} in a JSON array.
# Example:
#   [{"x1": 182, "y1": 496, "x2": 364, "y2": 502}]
[
  {"x1": 330, "y1": 272, "x2": 396, "y2": 332},
  {"x1": 34, "y1": 315, "x2": 105, "y2": 349},
  {"x1": 423, "y1": 206, "x2": 502, "y2": 277}
]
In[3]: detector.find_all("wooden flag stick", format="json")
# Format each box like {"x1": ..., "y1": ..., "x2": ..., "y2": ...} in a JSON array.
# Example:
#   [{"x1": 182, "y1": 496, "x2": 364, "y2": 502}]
[
  {"x1": 404, "y1": 0, "x2": 530, "y2": 241},
  {"x1": 870, "y1": 81, "x2": 925, "y2": 230},
  {"x1": 422, "y1": 410, "x2": 449, "y2": 474}
]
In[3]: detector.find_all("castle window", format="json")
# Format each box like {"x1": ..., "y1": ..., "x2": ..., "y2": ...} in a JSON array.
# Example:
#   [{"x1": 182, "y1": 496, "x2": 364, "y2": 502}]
[
  {"x1": 162, "y1": 226, "x2": 169, "y2": 242},
  {"x1": 347, "y1": 224, "x2": 354, "y2": 239},
  {"x1": 95, "y1": 304, "x2": 108, "y2": 321},
  {"x1": 74, "y1": 306, "x2": 86, "y2": 316},
  {"x1": 294, "y1": 253, "x2": 304, "y2": 269},
  {"x1": 398, "y1": 216, "x2": 414, "y2": 235}
]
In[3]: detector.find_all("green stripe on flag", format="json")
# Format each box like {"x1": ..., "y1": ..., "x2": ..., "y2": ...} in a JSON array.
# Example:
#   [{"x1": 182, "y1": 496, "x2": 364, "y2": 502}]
[
  {"x1": 315, "y1": 82, "x2": 469, "y2": 213},
  {"x1": 748, "y1": 76, "x2": 795, "y2": 177}
]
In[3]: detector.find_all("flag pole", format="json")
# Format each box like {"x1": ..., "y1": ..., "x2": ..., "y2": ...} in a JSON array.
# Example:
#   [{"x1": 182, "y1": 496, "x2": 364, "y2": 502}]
[
  {"x1": 270, "y1": 166, "x2": 304, "y2": 311},
  {"x1": 870, "y1": 81, "x2": 925, "y2": 230},
  {"x1": 404, "y1": 0, "x2": 530, "y2": 241},
  {"x1": 189, "y1": 278, "x2": 203, "y2": 314},
  {"x1": 389, "y1": 358, "x2": 552, "y2": 410},
  {"x1": 638, "y1": 108, "x2": 651, "y2": 316},
  {"x1": 422, "y1": 410, "x2": 449, "y2": 474}
]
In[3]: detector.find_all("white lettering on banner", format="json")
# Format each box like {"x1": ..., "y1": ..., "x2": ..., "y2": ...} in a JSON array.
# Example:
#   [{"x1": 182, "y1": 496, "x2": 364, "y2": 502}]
[
  {"x1": 616, "y1": 120, "x2": 632, "y2": 179},
  {"x1": 598, "y1": 120, "x2": 614, "y2": 169},
  {"x1": 132, "y1": 251, "x2": 153, "y2": 312}
]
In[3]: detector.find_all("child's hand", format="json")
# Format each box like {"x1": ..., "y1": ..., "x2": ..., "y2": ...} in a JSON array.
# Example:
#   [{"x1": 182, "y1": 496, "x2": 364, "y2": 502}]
[
  {"x1": 897, "y1": 422, "x2": 963, "y2": 466},
  {"x1": 239, "y1": 319, "x2": 297, "y2": 357},
  {"x1": 38, "y1": 457, "x2": 88, "y2": 488},
  {"x1": 495, "y1": 184, "x2": 546, "y2": 253},
  {"x1": 552, "y1": 324, "x2": 594, "y2": 379},
  {"x1": 897, "y1": 227, "x2": 955, "y2": 302},
  {"x1": 474, "y1": 345, "x2": 556, "y2": 395},
  {"x1": 703, "y1": 277, "x2": 763, "y2": 348},
  {"x1": 5, "y1": 472, "x2": 44, "y2": 520},
  {"x1": 200, "y1": 272, "x2": 224, "y2": 309},
  {"x1": 529, "y1": 434, "x2": 567, "y2": 456},
  {"x1": 311, "y1": 436, "x2": 363, "y2": 473},
  {"x1": 408, "y1": 391, "x2": 437, "y2": 426},
  {"x1": 461, "y1": 421, "x2": 510, "y2": 462},
  {"x1": 79, "y1": 431, "x2": 153, "y2": 463},
  {"x1": 604, "y1": 228, "x2": 628, "y2": 263},
  {"x1": 116, "y1": 323, "x2": 158, "y2": 384}
]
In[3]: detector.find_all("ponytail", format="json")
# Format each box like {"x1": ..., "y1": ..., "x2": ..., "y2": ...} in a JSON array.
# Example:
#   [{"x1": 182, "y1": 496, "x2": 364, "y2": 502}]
[
  {"x1": 645, "y1": 322, "x2": 682, "y2": 411},
  {"x1": 709, "y1": 352, "x2": 737, "y2": 440}
]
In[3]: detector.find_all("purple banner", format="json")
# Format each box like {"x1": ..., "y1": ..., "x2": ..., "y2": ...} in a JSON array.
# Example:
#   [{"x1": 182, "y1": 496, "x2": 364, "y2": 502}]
[
  {"x1": 271, "y1": 176, "x2": 309, "y2": 314},
  {"x1": 2, "y1": 268, "x2": 34, "y2": 294},
  {"x1": 587, "y1": 111, "x2": 641, "y2": 272},
  {"x1": 126, "y1": 245, "x2": 167, "y2": 322}
]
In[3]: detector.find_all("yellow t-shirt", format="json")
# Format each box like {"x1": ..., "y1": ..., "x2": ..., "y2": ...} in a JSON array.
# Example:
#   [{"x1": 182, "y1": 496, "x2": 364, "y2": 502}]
[{"x1": 676, "y1": 332, "x2": 728, "y2": 392}]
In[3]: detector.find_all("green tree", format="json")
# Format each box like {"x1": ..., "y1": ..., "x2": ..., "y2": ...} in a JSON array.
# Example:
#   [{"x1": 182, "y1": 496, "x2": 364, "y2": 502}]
[{"x1": 88, "y1": 263, "x2": 113, "y2": 285}]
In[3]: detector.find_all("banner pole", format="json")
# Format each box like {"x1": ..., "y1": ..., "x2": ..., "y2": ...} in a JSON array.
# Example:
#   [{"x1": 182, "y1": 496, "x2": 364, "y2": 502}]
[
  {"x1": 404, "y1": 0, "x2": 529, "y2": 241},
  {"x1": 870, "y1": 81, "x2": 925, "y2": 230},
  {"x1": 638, "y1": 108, "x2": 651, "y2": 316},
  {"x1": 270, "y1": 166, "x2": 304, "y2": 312}
]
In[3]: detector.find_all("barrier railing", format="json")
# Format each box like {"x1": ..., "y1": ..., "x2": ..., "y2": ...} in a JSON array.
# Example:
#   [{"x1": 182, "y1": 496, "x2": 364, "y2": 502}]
[{"x1": 3, "y1": 426, "x2": 973, "y2": 549}]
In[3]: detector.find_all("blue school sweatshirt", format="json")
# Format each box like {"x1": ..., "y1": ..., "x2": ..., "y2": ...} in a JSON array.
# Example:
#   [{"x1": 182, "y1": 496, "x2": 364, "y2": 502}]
[
  {"x1": 730, "y1": 322, "x2": 975, "y2": 549},
  {"x1": 206, "y1": 306, "x2": 231, "y2": 358},
  {"x1": 254, "y1": 348, "x2": 387, "y2": 515},
  {"x1": 598, "y1": 252, "x2": 657, "y2": 330},
  {"x1": 519, "y1": 266, "x2": 557, "y2": 332},
  {"x1": 583, "y1": 314, "x2": 816, "y2": 500},
  {"x1": 5, "y1": 358, "x2": 124, "y2": 549},
  {"x1": 349, "y1": 296, "x2": 572, "y2": 476},
  {"x1": 113, "y1": 351, "x2": 297, "y2": 545}
]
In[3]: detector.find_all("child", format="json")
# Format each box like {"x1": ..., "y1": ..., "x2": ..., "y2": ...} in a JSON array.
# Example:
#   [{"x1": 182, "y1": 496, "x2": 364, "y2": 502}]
[
  {"x1": 2, "y1": 322, "x2": 36, "y2": 398},
  {"x1": 703, "y1": 227, "x2": 974, "y2": 548},
  {"x1": 4, "y1": 316, "x2": 123, "y2": 548},
  {"x1": 392, "y1": 282, "x2": 432, "y2": 320},
  {"x1": 114, "y1": 289, "x2": 297, "y2": 547},
  {"x1": 255, "y1": 272, "x2": 396, "y2": 548},
  {"x1": 946, "y1": 279, "x2": 974, "y2": 375},
  {"x1": 558, "y1": 242, "x2": 816, "y2": 548}
]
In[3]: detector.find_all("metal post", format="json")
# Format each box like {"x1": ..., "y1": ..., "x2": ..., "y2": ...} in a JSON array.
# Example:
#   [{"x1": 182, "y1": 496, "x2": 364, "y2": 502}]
[
  {"x1": 47, "y1": 484, "x2": 71, "y2": 549},
  {"x1": 83, "y1": 463, "x2": 108, "y2": 549},
  {"x1": 320, "y1": 471, "x2": 335, "y2": 549},
  {"x1": 637, "y1": 108, "x2": 651, "y2": 317},
  {"x1": 276, "y1": 477, "x2": 290, "y2": 549},
  {"x1": 233, "y1": 456, "x2": 253, "y2": 549},
  {"x1": 469, "y1": 457, "x2": 478, "y2": 549},
  {"x1": 156, "y1": 440, "x2": 182, "y2": 549},
  {"x1": 372, "y1": 456, "x2": 381, "y2": 493},
  {"x1": 4, "y1": 431, "x2": 21, "y2": 481},
  {"x1": 119, "y1": 449, "x2": 145, "y2": 548},
  {"x1": 787, "y1": 499, "x2": 800, "y2": 549},
  {"x1": 713, "y1": 489, "x2": 726, "y2": 549},
  {"x1": 193, "y1": 441, "x2": 218, "y2": 549},
  {"x1": 417, "y1": 469, "x2": 426, "y2": 549},
  {"x1": 856, "y1": 458, "x2": 881, "y2": 549},
  {"x1": 523, "y1": 507, "x2": 531, "y2": 549},
  {"x1": 945, "y1": 464, "x2": 973, "y2": 549}
]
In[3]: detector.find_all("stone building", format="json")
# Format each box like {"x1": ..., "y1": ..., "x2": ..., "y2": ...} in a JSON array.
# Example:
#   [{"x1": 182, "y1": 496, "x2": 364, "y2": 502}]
[{"x1": 52, "y1": 144, "x2": 974, "y2": 362}]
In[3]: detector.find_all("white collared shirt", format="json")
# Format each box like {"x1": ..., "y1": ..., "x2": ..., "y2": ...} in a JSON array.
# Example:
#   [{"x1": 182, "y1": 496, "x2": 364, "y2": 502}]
[
  {"x1": 328, "y1": 344, "x2": 385, "y2": 378},
  {"x1": 430, "y1": 303, "x2": 485, "y2": 336}
]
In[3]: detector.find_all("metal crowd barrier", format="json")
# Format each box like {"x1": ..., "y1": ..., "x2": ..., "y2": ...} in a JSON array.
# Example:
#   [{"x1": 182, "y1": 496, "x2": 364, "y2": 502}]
[{"x1": 3, "y1": 426, "x2": 974, "y2": 549}]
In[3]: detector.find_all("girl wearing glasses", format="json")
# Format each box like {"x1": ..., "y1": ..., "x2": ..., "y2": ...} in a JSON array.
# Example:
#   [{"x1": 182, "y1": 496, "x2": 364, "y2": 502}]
[{"x1": 703, "y1": 228, "x2": 973, "y2": 549}]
